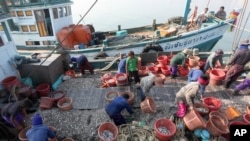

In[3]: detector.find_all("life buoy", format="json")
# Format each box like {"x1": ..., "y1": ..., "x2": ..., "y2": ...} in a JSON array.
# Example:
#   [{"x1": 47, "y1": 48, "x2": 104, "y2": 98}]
[{"x1": 142, "y1": 43, "x2": 163, "y2": 53}]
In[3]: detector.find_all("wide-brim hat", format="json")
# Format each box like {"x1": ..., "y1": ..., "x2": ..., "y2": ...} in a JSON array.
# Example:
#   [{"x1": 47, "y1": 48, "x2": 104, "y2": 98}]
[{"x1": 240, "y1": 39, "x2": 250, "y2": 45}]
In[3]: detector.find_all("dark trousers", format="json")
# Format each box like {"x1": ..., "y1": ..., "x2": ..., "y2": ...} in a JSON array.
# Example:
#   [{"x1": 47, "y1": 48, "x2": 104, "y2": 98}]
[
  {"x1": 109, "y1": 113, "x2": 126, "y2": 126},
  {"x1": 225, "y1": 64, "x2": 244, "y2": 88},
  {"x1": 80, "y1": 59, "x2": 94, "y2": 75},
  {"x1": 137, "y1": 87, "x2": 146, "y2": 102},
  {"x1": 128, "y1": 70, "x2": 140, "y2": 84}
]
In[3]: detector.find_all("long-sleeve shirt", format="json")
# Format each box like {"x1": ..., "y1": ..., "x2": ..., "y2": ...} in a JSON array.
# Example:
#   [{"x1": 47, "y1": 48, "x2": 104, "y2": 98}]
[
  {"x1": 227, "y1": 49, "x2": 250, "y2": 66},
  {"x1": 206, "y1": 52, "x2": 223, "y2": 68},
  {"x1": 118, "y1": 58, "x2": 127, "y2": 73},
  {"x1": 26, "y1": 125, "x2": 56, "y2": 141},
  {"x1": 188, "y1": 69, "x2": 204, "y2": 82},
  {"x1": 170, "y1": 52, "x2": 186, "y2": 66},
  {"x1": 175, "y1": 82, "x2": 205, "y2": 106},
  {"x1": 105, "y1": 96, "x2": 133, "y2": 116}
]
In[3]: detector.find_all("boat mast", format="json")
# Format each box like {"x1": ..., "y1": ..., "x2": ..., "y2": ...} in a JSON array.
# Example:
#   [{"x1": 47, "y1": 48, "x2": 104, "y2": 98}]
[{"x1": 183, "y1": 0, "x2": 192, "y2": 25}]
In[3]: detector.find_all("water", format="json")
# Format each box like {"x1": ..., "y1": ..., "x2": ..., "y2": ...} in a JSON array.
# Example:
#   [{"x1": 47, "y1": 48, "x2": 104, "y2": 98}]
[{"x1": 71, "y1": 0, "x2": 250, "y2": 52}]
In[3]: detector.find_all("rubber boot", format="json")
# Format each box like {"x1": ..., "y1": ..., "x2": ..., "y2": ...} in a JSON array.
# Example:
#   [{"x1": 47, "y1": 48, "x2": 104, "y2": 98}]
[{"x1": 176, "y1": 103, "x2": 187, "y2": 118}]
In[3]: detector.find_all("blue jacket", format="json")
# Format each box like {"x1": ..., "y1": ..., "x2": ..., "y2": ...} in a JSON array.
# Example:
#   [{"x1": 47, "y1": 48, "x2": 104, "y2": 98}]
[
  {"x1": 188, "y1": 69, "x2": 204, "y2": 83},
  {"x1": 26, "y1": 125, "x2": 56, "y2": 141},
  {"x1": 105, "y1": 96, "x2": 133, "y2": 116},
  {"x1": 118, "y1": 58, "x2": 127, "y2": 73}
]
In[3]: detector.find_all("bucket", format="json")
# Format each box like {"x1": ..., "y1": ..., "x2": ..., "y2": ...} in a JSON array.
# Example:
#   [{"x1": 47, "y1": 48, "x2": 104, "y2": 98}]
[
  {"x1": 140, "y1": 97, "x2": 156, "y2": 113},
  {"x1": 139, "y1": 66, "x2": 148, "y2": 76},
  {"x1": 101, "y1": 73, "x2": 112, "y2": 81},
  {"x1": 243, "y1": 114, "x2": 250, "y2": 124},
  {"x1": 57, "y1": 97, "x2": 73, "y2": 111},
  {"x1": 183, "y1": 110, "x2": 207, "y2": 131},
  {"x1": 120, "y1": 91, "x2": 134, "y2": 105},
  {"x1": 105, "y1": 78, "x2": 116, "y2": 87},
  {"x1": 209, "y1": 111, "x2": 228, "y2": 126},
  {"x1": 157, "y1": 55, "x2": 168, "y2": 67},
  {"x1": 222, "y1": 121, "x2": 247, "y2": 140},
  {"x1": 225, "y1": 106, "x2": 241, "y2": 120},
  {"x1": 154, "y1": 118, "x2": 176, "y2": 141},
  {"x1": 2, "y1": 76, "x2": 20, "y2": 90},
  {"x1": 160, "y1": 66, "x2": 171, "y2": 76},
  {"x1": 40, "y1": 97, "x2": 55, "y2": 109},
  {"x1": 50, "y1": 90, "x2": 66, "y2": 102},
  {"x1": 62, "y1": 138, "x2": 74, "y2": 141},
  {"x1": 115, "y1": 73, "x2": 127, "y2": 85},
  {"x1": 206, "y1": 115, "x2": 229, "y2": 136},
  {"x1": 188, "y1": 56, "x2": 200, "y2": 67},
  {"x1": 36, "y1": 83, "x2": 50, "y2": 97},
  {"x1": 209, "y1": 69, "x2": 225, "y2": 85},
  {"x1": 98, "y1": 122, "x2": 118, "y2": 141},
  {"x1": 19, "y1": 126, "x2": 57, "y2": 141},
  {"x1": 202, "y1": 97, "x2": 222, "y2": 112},
  {"x1": 193, "y1": 103, "x2": 209, "y2": 117},
  {"x1": 18, "y1": 126, "x2": 30, "y2": 141},
  {"x1": 65, "y1": 70, "x2": 76, "y2": 78},
  {"x1": 178, "y1": 66, "x2": 189, "y2": 77},
  {"x1": 17, "y1": 85, "x2": 32, "y2": 97},
  {"x1": 105, "y1": 91, "x2": 119, "y2": 103},
  {"x1": 147, "y1": 66, "x2": 159, "y2": 74}
]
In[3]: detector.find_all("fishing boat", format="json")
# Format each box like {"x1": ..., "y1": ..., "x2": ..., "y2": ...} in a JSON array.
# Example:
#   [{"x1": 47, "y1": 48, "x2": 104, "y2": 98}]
[
  {"x1": 0, "y1": 7, "x2": 20, "y2": 90},
  {"x1": 10, "y1": 0, "x2": 234, "y2": 60}
]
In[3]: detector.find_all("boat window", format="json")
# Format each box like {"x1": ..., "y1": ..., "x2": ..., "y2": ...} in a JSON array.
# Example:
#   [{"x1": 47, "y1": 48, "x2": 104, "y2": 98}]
[
  {"x1": 68, "y1": 6, "x2": 71, "y2": 16},
  {"x1": 21, "y1": 25, "x2": 29, "y2": 32},
  {"x1": 17, "y1": 11, "x2": 24, "y2": 17},
  {"x1": 25, "y1": 10, "x2": 33, "y2": 16},
  {"x1": 0, "y1": 25, "x2": 3, "y2": 31},
  {"x1": 43, "y1": 41, "x2": 56, "y2": 45},
  {"x1": 59, "y1": 7, "x2": 63, "y2": 17},
  {"x1": 53, "y1": 8, "x2": 58, "y2": 19},
  {"x1": 25, "y1": 41, "x2": 40, "y2": 46},
  {"x1": 6, "y1": 0, "x2": 12, "y2": 6},
  {"x1": 10, "y1": 11, "x2": 16, "y2": 17},
  {"x1": 64, "y1": 7, "x2": 68, "y2": 16},
  {"x1": 29, "y1": 25, "x2": 36, "y2": 32},
  {"x1": 0, "y1": 37, "x2": 4, "y2": 47}
]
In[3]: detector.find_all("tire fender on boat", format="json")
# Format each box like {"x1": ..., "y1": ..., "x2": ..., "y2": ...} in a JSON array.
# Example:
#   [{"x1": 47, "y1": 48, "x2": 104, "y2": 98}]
[{"x1": 142, "y1": 43, "x2": 163, "y2": 53}]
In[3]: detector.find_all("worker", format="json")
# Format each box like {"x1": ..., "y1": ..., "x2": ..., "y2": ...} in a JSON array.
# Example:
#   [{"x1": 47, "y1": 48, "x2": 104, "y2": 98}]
[
  {"x1": 126, "y1": 51, "x2": 140, "y2": 85},
  {"x1": 117, "y1": 54, "x2": 127, "y2": 73},
  {"x1": 187, "y1": 66, "x2": 204, "y2": 83},
  {"x1": 215, "y1": 6, "x2": 227, "y2": 20},
  {"x1": 197, "y1": 8, "x2": 209, "y2": 25},
  {"x1": 26, "y1": 113, "x2": 56, "y2": 141},
  {"x1": 175, "y1": 74, "x2": 209, "y2": 118},
  {"x1": 233, "y1": 72, "x2": 250, "y2": 95},
  {"x1": 1, "y1": 98, "x2": 33, "y2": 131},
  {"x1": 105, "y1": 94, "x2": 134, "y2": 126},
  {"x1": 224, "y1": 39, "x2": 250, "y2": 88},
  {"x1": 170, "y1": 48, "x2": 192, "y2": 79},
  {"x1": 203, "y1": 49, "x2": 224, "y2": 73},
  {"x1": 71, "y1": 55, "x2": 94, "y2": 75},
  {"x1": 135, "y1": 72, "x2": 156, "y2": 101}
]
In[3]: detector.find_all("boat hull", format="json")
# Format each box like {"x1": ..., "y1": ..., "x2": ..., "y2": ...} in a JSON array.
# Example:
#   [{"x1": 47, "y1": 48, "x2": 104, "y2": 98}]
[{"x1": 69, "y1": 20, "x2": 230, "y2": 59}]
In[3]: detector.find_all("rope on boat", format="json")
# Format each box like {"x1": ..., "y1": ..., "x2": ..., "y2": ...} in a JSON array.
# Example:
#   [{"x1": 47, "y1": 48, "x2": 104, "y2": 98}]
[{"x1": 99, "y1": 57, "x2": 120, "y2": 71}]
